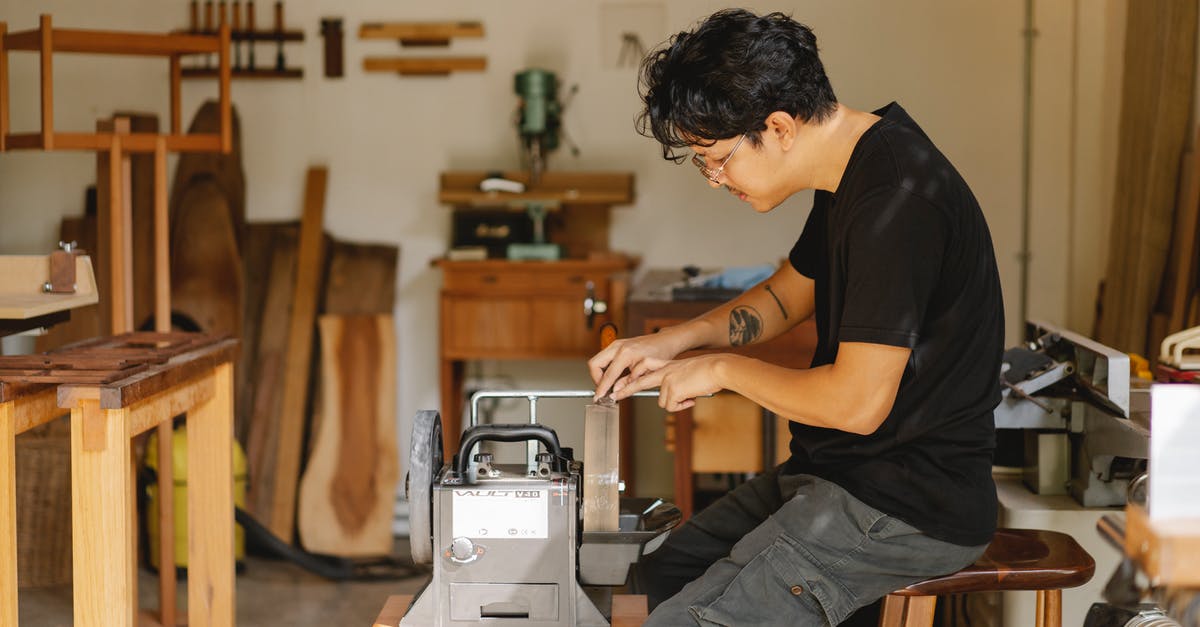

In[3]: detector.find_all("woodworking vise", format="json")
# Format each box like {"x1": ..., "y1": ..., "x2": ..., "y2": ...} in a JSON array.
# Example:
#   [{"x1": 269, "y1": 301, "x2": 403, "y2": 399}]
[
  {"x1": 403, "y1": 391, "x2": 680, "y2": 626},
  {"x1": 995, "y1": 320, "x2": 1150, "y2": 506}
]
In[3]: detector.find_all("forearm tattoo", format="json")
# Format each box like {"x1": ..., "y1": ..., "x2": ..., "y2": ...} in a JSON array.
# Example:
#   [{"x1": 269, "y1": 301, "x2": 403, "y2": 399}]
[
  {"x1": 764, "y1": 284, "x2": 788, "y2": 320},
  {"x1": 729, "y1": 305, "x2": 763, "y2": 346}
]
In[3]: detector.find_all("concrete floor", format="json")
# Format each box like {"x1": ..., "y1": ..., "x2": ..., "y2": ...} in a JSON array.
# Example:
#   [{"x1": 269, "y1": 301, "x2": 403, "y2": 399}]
[{"x1": 18, "y1": 555, "x2": 430, "y2": 626}]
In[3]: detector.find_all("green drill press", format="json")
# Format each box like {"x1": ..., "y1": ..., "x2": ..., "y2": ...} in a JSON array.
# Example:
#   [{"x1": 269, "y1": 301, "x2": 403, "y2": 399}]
[{"x1": 509, "y1": 68, "x2": 565, "y2": 260}]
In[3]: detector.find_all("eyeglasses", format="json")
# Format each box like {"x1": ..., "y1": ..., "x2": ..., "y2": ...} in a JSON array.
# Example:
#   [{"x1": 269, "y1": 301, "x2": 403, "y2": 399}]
[{"x1": 692, "y1": 133, "x2": 747, "y2": 183}]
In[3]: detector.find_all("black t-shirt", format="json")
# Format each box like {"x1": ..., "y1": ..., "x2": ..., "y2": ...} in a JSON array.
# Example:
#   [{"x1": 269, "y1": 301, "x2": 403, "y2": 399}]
[{"x1": 784, "y1": 102, "x2": 1003, "y2": 546}]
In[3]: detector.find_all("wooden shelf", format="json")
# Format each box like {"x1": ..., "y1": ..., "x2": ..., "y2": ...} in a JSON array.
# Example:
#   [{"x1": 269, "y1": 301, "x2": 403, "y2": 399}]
[
  {"x1": 359, "y1": 21, "x2": 484, "y2": 46},
  {"x1": 182, "y1": 66, "x2": 302, "y2": 80},
  {"x1": 174, "y1": 28, "x2": 304, "y2": 43},
  {"x1": 362, "y1": 56, "x2": 486, "y2": 76},
  {"x1": 439, "y1": 171, "x2": 635, "y2": 207},
  {"x1": 5, "y1": 131, "x2": 221, "y2": 153}
]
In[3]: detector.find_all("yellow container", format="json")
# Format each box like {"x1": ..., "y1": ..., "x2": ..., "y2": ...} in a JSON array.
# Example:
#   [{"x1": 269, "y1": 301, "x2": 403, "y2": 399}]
[{"x1": 146, "y1": 425, "x2": 248, "y2": 569}]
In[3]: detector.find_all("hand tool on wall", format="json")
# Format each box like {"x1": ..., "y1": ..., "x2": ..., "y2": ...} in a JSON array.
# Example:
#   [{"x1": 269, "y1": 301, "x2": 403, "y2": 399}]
[
  {"x1": 273, "y1": 1, "x2": 285, "y2": 72},
  {"x1": 321, "y1": 18, "x2": 344, "y2": 78}
]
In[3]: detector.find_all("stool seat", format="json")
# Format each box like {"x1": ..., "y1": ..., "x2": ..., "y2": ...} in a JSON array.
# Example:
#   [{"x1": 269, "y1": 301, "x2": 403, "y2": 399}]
[
  {"x1": 891, "y1": 528, "x2": 1095, "y2": 596},
  {"x1": 880, "y1": 528, "x2": 1094, "y2": 627}
]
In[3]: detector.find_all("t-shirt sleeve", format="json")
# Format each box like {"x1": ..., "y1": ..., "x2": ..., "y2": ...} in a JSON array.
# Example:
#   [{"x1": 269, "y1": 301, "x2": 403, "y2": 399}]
[
  {"x1": 839, "y1": 188, "x2": 945, "y2": 349},
  {"x1": 788, "y1": 200, "x2": 825, "y2": 279}
]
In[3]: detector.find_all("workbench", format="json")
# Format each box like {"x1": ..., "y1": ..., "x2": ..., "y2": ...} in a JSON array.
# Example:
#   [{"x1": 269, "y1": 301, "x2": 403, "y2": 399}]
[
  {"x1": 0, "y1": 332, "x2": 237, "y2": 627},
  {"x1": 627, "y1": 270, "x2": 816, "y2": 519}
]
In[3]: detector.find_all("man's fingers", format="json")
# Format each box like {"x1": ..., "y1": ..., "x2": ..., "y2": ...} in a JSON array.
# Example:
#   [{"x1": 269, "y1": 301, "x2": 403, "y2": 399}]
[{"x1": 616, "y1": 368, "x2": 665, "y2": 401}]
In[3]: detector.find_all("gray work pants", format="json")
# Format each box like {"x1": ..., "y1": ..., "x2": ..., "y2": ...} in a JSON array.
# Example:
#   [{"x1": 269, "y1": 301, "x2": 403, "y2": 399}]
[{"x1": 635, "y1": 471, "x2": 988, "y2": 626}]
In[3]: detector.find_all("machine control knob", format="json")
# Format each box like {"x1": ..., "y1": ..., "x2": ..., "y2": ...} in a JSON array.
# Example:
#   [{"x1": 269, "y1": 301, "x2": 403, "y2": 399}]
[
  {"x1": 447, "y1": 536, "x2": 482, "y2": 564},
  {"x1": 473, "y1": 452, "x2": 494, "y2": 464},
  {"x1": 534, "y1": 452, "x2": 554, "y2": 464}
]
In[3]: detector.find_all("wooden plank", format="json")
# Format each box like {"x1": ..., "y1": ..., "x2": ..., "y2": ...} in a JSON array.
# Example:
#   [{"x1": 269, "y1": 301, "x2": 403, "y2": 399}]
[
  {"x1": 153, "y1": 134, "x2": 169, "y2": 330},
  {"x1": 372, "y1": 595, "x2": 413, "y2": 627},
  {"x1": 362, "y1": 56, "x2": 486, "y2": 75},
  {"x1": 1169, "y1": 129, "x2": 1200, "y2": 333},
  {"x1": 611, "y1": 594, "x2": 649, "y2": 627},
  {"x1": 186, "y1": 362, "x2": 235, "y2": 627},
  {"x1": 321, "y1": 240, "x2": 398, "y2": 315},
  {"x1": 169, "y1": 179, "x2": 242, "y2": 335},
  {"x1": 39, "y1": 15, "x2": 52, "y2": 150},
  {"x1": 4, "y1": 27, "x2": 219, "y2": 55},
  {"x1": 236, "y1": 223, "x2": 290, "y2": 443},
  {"x1": 358, "y1": 21, "x2": 484, "y2": 42},
  {"x1": 1125, "y1": 503, "x2": 1200, "y2": 586},
  {"x1": 583, "y1": 401, "x2": 620, "y2": 532},
  {"x1": 1097, "y1": 0, "x2": 1199, "y2": 354},
  {"x1": 0, "y1": 254, "x2": 99, "y2": 319},
  {"x1": 116, "y1": 114, "x2": 160, "y2": 332},
  {"x1": 70, "y1": 400, "x2": 135, "y2": 627},
  {"x1": 0, "y1": 402, "x2": 17, "y2": 627},
  {"x1": 438, "y1": 171, "x2": 635, "y2": 206},
  {"x1": 297, "y1": 314, "x2": 397, "y2": 556},
  {"x1": 244, "y1": 226, "x2": 298, "y2": 523},
  {"x1": 268, "y1": 166, "x2": 328, "y2": 540},
  {"x1": 1, "y1": 21, "x2": 9, "y2": 152}
]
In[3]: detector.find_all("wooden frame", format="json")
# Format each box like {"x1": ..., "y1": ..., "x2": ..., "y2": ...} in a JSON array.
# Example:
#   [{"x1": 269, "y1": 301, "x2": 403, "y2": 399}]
[
  {"x1": 0, "y1": 14, "x2": 231, "y2": 154},
  {"x1": 0, "y1": 387, "x2": 64, "y2": 627}
]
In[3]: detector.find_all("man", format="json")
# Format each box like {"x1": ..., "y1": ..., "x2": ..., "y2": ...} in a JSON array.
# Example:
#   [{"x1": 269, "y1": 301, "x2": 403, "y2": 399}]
[{"x1": 588, "y1": 9, "x2": 1004, "y2": 626}]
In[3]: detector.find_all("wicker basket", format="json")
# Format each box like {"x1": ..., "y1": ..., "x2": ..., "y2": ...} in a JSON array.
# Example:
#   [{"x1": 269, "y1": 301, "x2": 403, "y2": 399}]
[{"x1": 15, "y1": 425, "x2": 72, "y2": 588}]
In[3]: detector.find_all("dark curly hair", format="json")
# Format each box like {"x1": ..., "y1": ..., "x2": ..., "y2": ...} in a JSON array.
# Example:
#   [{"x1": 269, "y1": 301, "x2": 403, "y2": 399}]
[{"x1": 638, "y1": 9, "x2": 838, "y2": 162}]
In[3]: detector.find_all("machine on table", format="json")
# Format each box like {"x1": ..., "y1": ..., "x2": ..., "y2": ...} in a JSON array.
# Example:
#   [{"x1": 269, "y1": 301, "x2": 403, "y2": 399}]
[
  {"x1": 995, "y1": 320, "x2": 1149, "y2": 507},
  {"x1": 404, "y1": 391, "x2": 679, "y2": 626}
]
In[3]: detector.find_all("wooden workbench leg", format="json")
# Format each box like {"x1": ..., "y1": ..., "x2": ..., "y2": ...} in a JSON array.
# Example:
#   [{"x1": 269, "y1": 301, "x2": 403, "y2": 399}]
[
  {"x1": 71, "y1": 400, "x2": 135, "y2": 627},
  {"x1": 186, "y1": 365, "x2": 235, "y2": 627},
  {"x1": 672, "y1": 408, "x2": 695, "y2": 521},
  {"x1": 0, "y1": 404, "x2": 17, "y2": 627}
]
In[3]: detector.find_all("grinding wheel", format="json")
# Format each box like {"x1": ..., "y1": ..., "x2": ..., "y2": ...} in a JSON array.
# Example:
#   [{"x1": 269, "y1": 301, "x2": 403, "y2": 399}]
[{"x1": 406, "y1": 410, "x2": 443, "y2": 564}]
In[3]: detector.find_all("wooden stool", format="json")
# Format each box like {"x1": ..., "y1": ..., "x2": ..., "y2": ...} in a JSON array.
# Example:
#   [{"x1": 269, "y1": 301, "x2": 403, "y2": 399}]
[
  {"x1": 878, "y1": 528, "x2": 1095, "y2": 627},
  {"x1": 0, "y1": 332, "x2": 238, "y2": 627},
  {"x1": 0, "y1": 384, "x2": 66, "y2": 627},
  {"x1": 371, "y1": 593, "x2": 650, "y2": 627}
]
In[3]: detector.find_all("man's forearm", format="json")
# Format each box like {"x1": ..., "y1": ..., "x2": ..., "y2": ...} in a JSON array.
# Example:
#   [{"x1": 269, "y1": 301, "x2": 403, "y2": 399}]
[{"x1": 681, "y1": 280, "x2": 807, "y2": 350}]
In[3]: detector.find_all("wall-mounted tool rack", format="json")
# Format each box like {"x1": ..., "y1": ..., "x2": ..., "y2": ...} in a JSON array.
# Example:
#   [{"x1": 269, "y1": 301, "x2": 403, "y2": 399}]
[
  {"x1": 178, "y1": 1, "x2": 304, "y2": 80},
  {"x1": 360, "y1": 21, "x2": 486, "y2": 77},
  {"x1": 0, "y1": 14, "x2": 231, "y2": 627}
]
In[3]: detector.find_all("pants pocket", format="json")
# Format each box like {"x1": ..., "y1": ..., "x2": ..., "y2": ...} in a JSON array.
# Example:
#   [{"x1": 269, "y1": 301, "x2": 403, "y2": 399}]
[{"x1": 691, "y1": 535, "x2": 847, "y2": 627}]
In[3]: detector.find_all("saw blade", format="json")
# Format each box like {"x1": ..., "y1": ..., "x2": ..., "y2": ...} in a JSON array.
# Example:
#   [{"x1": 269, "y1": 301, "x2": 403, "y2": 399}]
[{"x1": 406, "y1": 410, "x2": 443, "y2": 564}]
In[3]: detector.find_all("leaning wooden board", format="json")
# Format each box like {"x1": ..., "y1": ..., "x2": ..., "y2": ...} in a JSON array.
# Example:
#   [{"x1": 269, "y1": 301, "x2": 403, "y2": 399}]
[{"x1": 298, "y1": 314, "x2": 398, "y2": 556}]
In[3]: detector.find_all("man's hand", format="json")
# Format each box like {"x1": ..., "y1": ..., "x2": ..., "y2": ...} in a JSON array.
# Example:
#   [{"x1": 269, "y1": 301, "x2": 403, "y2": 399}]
[
  {"x1": 611, "y1": 354, "x2": 726, "y2": 411},
  {"x1": 588, "y1": 330, "x2": 691, "y2": 401}
]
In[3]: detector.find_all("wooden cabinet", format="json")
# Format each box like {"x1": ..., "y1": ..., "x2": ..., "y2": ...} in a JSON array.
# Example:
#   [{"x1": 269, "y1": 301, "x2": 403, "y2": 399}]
[
  {"x1": 435, "y1": 171, "x2": 636, "y2": 459},
  {"x1": 436, "y1": 258, "x2": 635, "y2": 456}
]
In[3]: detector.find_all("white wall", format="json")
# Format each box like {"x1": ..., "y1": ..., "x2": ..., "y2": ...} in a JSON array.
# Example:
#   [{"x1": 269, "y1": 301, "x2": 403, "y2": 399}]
[{"x1": 0, "y1": 1, "x2": 1122, "y2": 497}]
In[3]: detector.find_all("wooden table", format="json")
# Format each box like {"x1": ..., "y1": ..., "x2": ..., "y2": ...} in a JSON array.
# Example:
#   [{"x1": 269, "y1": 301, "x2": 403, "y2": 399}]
[
  {"x1": 371, "y1": 594, "x2": 649, "y2": 626},
  {"x1": 0, "y1": 332, "x2": 238, "y2": 627},
  {"x1": 627, "y1": 270, "x2": 816, "y2": 519},
  {"x1": 0, "y1": 384, "x2": 64, "y2": 627}
]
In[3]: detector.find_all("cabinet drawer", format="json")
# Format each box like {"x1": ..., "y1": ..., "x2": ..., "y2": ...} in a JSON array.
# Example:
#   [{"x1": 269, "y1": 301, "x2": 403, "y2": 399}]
[
  {"x1": 534, "y1": 271, "x2": 600, "y2": 294},
  {"x1": 442, "y1": 268, "x2": 537, "y2": 293}
]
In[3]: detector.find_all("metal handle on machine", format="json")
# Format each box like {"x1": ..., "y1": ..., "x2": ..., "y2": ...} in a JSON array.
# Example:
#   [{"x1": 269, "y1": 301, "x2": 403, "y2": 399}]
[
  {"x1": 454, "y1": 424, "x2": 567, "y2": 476},
  {"x1": 469, "y1": 389, "x2": 661, "y2": 426},
  {"x1": 583, "y1": 280, "x2": 607, "y2": 329}
]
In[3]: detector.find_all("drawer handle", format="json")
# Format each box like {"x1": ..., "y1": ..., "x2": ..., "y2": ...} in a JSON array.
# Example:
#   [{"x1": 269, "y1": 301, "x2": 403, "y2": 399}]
[
  {"x1": 480, "y1": 275, "x2": 499, "y2": 284},
  {"x1": 568, "y1": 275, "x2": 585, "y2": 284}
]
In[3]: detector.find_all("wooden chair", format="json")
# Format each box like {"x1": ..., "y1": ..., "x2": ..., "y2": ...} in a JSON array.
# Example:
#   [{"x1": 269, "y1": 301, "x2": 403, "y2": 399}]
[{"x1": 878, "y1": 528, "x2": 1095, "y2": 627}]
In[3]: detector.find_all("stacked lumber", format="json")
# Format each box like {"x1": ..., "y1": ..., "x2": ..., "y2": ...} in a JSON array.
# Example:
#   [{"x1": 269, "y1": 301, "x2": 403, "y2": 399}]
[
  {"x1": 1097, "y1": 0, "x2": 1198, "y2": 355},
  {"x1": 240, "y1": 169, "x2": 401, "y2": 546}
]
